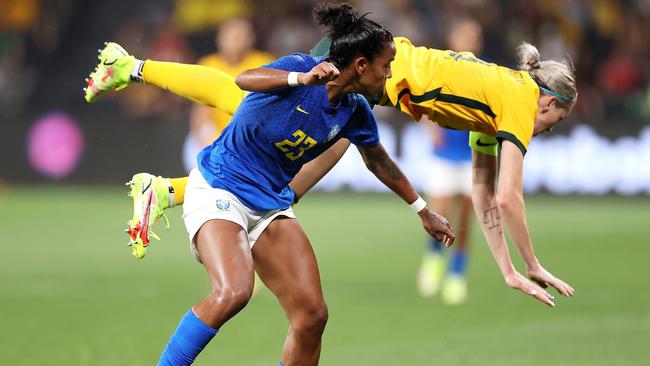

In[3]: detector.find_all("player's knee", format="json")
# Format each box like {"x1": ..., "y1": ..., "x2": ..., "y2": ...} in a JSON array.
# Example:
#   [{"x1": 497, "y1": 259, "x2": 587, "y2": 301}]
[
  {"x1": 207, "y1": 286, "x2": 252, "y2": 315},
  {"x1": 292, "y1": 301, "x2": 329, "y2": 336}
]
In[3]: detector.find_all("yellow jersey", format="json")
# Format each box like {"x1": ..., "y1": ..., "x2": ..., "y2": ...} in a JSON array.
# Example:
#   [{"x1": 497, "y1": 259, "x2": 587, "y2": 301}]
[
  {"x1": 197, "y1": 50, "x2": 274, "y2": 133},
  {"x1": 382, "y1": 37, "x2": 540, "y2": 154}
]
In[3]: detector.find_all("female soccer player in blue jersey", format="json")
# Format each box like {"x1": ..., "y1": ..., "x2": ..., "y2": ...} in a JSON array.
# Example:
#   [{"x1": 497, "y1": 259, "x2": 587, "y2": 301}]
[{"x1": 87, "y1": 4, "x2": 454, "y2": 366}]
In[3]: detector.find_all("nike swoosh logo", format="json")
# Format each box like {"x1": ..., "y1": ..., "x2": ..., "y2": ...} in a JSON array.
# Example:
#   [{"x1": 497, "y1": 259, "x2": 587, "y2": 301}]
[
  {"x1": 296, "y1": 105, "x2": 310, "y2": 115},
  {"x1": 103, "y1": 59, "x2": 116, "y2": 65},
  {"x1": 141, "y1": 180, "x2": 152, "y2": 194},
  {"x1": 476, "y1": 138, "x2": 497, "y2": 147}
]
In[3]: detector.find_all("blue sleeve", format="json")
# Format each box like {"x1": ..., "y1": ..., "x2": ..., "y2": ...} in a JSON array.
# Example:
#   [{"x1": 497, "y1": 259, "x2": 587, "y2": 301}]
[
  {"x1": 343, "y1": 96, "x2": 380, "y2": 148},
  {"x1": 261, "y1": 53, "x2": 315, "y2": 73}
]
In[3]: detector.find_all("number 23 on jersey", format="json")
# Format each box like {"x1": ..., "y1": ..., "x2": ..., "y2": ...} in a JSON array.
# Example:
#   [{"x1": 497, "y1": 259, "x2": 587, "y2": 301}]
[{"x1": 274, "y1": 130, "x2": 317, "y2": 161}]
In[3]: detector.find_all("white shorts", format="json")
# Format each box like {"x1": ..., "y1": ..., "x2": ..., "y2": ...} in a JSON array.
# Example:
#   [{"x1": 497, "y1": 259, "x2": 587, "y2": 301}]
[
  {"x1": 182, "y1": 169, "x2": 296, "y2": 262},
  {"x1": 427, "y1": 157, "x2": 473, "y2": 197}
]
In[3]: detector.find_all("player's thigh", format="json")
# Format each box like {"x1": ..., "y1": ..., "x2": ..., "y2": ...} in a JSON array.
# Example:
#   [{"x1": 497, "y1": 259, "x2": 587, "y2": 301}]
[
  {"x1": 252, "y1": 217, "x2": 324, "y2": 312},
  {"x1": 195, "y1": 219, "x2": 254, "y2": 290},
  {"x1": 184, "y1": 169, "x2": 254, "y2": 287}
]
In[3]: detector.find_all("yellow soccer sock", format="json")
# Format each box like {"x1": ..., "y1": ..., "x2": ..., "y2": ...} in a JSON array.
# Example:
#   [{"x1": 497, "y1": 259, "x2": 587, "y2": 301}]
[
  {"x1": 168, "y1": 177, "x2": 188, "y2": 207},
  {"x1": 142, "y1": 60, "x2": 245, "y2": 115}
]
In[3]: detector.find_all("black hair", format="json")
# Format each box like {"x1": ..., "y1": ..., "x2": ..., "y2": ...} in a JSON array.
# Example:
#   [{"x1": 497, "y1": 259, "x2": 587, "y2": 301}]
[{"x1": 314, "y1": 3, "x2": 393, "y2": 68}]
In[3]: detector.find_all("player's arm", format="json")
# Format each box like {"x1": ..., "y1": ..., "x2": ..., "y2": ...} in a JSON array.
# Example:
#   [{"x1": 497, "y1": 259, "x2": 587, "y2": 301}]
[
  {"x1": 289, "y1": 139, "x2": 351, "y2": 201},
  {"x1": 357, "y1": 143, "x2": 455, "y2": 244},
  {"x1": 470, "y1": 147, "x2": 556, "y2": 306},
  {"x1": 496, "y1": 141, "x2": 575, "y2": 297},
  {"x1": 235, "y1": 62, "x2": 340, "y2": 92}
]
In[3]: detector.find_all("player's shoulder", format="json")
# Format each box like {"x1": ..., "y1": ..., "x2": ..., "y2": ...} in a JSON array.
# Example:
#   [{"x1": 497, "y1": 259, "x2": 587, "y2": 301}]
[
  {"x1": 265, "y1": 53, "x2": 323, "y2": 72},
  {"x1": 392, "y1": 36, "x2": 445, "y2": 54},
  {"x1": 392, "y1": 36, "x2": 413, "y2": 47},
  {"x1": 289, "y1": 53, "x2": 325, "y2": 66}
]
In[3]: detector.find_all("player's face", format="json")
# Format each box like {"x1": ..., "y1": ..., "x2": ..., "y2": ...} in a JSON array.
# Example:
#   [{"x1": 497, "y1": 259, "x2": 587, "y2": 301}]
[
  {"x1": 533, "y1": 95, "x2": 572, "y2": 136},
  {"x1": 356, "y1": 41, "x2": 396, "y2": 98}
]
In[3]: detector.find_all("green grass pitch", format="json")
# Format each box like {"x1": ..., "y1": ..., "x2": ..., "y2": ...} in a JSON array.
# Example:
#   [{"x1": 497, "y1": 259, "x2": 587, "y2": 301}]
[{"x1": 1, "y1": 187, "x2": 648, "y2": 365}]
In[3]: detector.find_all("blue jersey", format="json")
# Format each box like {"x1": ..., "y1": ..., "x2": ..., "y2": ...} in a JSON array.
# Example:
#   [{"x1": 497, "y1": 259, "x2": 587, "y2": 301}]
[
  {"x1": 197, "y1": 54, "x2": 380, "y2": 211},
  {"x1": 433, "y1": 129, "x2": 472, "y2": 162}
]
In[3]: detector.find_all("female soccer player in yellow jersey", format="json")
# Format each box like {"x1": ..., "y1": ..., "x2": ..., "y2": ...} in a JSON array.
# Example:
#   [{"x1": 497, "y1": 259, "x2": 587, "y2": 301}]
[{"x1": 85, "y1": 32, "x2": 575, "y2": 307}]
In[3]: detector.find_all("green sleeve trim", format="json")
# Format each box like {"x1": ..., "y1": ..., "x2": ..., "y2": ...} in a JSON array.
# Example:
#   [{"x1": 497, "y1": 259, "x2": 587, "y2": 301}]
[
  {"x1": 496, "y1": 131, "x2": 527, "y2": 156},
  {"x1": 469, "y1": 132, "x2": 498, "y2": 156}
]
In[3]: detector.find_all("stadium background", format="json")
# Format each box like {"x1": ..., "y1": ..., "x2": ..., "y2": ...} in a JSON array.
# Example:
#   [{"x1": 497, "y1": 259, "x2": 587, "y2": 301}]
[{"x1": 1, "y1": 0, "x2": 649, "y2": 365}]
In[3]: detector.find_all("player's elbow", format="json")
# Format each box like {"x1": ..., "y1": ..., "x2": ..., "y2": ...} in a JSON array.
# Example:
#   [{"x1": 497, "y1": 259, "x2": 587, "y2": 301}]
[
  {"x1": 495, "y1": 189, "x2": 519, "y2": 213},
  {"x1": 234, "y1": 70, "x2": 258, "y2": 90},
  {"x1": 363, "y1": 161, "x2": 379, "y2": 177},
  {"x1": 495, "y1": 193, "x2": 511, "y2": 212},
  {"x1": 359, "y1": 152, "x2": 374, "y2": 171},
  {"x1": 234, "y1": 73, "x2": 247, "y2": 89}
]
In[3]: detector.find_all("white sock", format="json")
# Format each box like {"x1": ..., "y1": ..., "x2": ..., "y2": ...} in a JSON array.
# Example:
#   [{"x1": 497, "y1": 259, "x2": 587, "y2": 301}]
[
  {"x1": 130, "y1": 59, "x2": 145, "y2": 82},
  {"x1": 167, "y1": 180, "x2": 175, "y2": 208}
]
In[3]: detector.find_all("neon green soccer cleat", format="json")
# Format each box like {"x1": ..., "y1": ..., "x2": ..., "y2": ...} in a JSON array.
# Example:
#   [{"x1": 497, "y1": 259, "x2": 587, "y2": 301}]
[
  {"x1": 83, "y1": 42, "x2": 136, "y2": 103},
  {"x1": 442, "y1": 275, "x2": 468, "y2": 305},
  {"x1": 125, "y1": 173, "x2": 172, "y2": 259},
  {"x1": 416, "y1": 253, "x2": 446, "y2": 298}
]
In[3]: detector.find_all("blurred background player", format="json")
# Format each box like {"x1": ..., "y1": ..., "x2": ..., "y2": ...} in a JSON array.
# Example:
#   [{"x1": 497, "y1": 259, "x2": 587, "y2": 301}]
[
  {"x1": 183, "y1": 16, "x2": 273, "y2": 172},
  {"x1": 416, "y1": 124, "x2": 473, "y2": 304},
  {"x1": 416, "y1": 17, "x2": 483, "y2": 305}
]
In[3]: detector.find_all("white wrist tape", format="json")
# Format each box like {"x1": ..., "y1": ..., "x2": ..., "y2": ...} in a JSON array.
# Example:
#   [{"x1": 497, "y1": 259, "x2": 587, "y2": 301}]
[
  {"x1": 287, "y1": 72, "x2": 300, "y2": 86},
  {"x1": 409, "y1": 196, "x2": 427, "y2": 213}
]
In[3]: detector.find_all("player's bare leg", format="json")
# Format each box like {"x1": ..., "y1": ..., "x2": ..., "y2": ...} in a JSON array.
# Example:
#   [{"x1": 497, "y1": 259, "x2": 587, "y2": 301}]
[
  {"x1": 253, "y1": 218, "x2": 327, "y2": 366},
  {"x1": 191, "y1": 219, "x2": 255, "y2": 327},
  {"x1": 157, "y1": 219, "x2": 253, "y2": 365}
]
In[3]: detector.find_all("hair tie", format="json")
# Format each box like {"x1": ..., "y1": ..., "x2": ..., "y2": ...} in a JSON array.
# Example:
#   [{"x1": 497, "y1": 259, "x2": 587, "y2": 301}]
[
  {"x1": 539, "y1": 86, "x2": 572, "y2": 102},
  {"x1": 532, "y1": 75, "x2": 572, "y2": 102}
]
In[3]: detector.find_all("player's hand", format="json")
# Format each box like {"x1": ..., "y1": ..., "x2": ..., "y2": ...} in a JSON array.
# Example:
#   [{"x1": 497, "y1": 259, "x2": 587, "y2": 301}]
[
  {"x1": 417, "y1": 208, "x2": 455, "y2": 246},
  {"x1": 505, "y1": 271, "x2": 556, "y2": 307},
  {"x1": 299, "y1": 62, "x2": 340, "y2": 86},
  {"x1": 527, "y1": 265, "x2": 575, "y2": 297}
]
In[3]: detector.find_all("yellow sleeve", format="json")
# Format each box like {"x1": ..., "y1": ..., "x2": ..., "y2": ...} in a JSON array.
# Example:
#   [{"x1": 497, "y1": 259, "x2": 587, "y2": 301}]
[
  {"x1": 494, "y1": 102, "x2": 535, "y2": 156},
  {"x1": 142, "y1": 60, "x2": 245, "y2": 116},
  {"x1": 469, "y1": 132, "x2": 498, "y2": 156}
]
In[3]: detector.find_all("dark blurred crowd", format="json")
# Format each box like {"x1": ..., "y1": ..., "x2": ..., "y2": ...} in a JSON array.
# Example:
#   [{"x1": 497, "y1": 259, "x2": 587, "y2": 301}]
[{"x1": 1, "y1": 0, "x2": 649, "y2": 132}]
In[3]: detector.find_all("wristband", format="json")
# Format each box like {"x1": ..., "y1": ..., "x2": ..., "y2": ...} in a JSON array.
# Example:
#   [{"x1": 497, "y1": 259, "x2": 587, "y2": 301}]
[
  {"x1": 287, "y1": 72, "x2": 300, "y2": 87},
  {"x1": 409, "y1": 196, "x2": 427, "y2": 213}
]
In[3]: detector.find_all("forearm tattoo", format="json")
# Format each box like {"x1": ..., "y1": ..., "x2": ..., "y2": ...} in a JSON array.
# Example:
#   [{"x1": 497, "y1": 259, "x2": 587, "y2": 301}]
[
  {"x1": 377, "y1": 157, "x2": 404, "y2": 180},
  {"x1": 483, "y1": 206, "x2": 501, "y2": 230},
  {"x1": 366, "y1": 147, "x2": 405, "y2": 181}
]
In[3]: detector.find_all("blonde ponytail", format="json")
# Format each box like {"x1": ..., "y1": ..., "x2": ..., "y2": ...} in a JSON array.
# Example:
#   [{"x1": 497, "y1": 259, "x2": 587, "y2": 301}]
[{"x1": 517, "y1": 42, "x2": 541, "y2": 71}]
